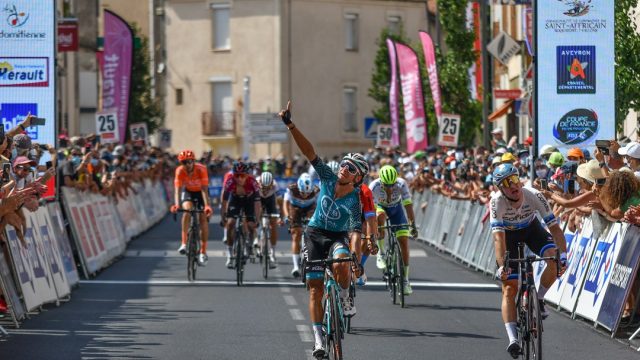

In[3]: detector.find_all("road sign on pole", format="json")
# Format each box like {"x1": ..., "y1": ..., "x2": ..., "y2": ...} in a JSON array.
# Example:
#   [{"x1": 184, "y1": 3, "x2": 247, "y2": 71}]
[{"x1": 364, "y1": 117, "x2": 379, "y2": 139}]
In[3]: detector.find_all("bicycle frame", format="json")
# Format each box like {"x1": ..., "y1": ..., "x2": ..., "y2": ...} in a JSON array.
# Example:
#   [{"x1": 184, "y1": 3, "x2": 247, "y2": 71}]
[
  {"x1": 260, "y1": 214, "x2": 280, "y2": 278},
  {"x1": 379, "y1": 221, "x2": 410, "y2": 308},
  {"x1": 175, "y1": 209, "x2": 204, "y2": 282},
  {"x1": 230, "y1": 211, "x2": 251, "y2": 286}
]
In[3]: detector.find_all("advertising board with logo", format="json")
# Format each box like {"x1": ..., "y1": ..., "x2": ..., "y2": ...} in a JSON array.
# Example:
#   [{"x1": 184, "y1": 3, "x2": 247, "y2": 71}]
[
  {"x1": 0, "y1": 2, "x2": 55, "y2": 149},
  {"x1": 536, "y1": 1, "x2": 613, "y2": 153}
]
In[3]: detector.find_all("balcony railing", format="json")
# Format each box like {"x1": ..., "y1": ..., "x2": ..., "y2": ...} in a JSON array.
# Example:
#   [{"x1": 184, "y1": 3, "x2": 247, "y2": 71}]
[{"x1": 201, "y1": 111, "x2": 236, "y2": 136}]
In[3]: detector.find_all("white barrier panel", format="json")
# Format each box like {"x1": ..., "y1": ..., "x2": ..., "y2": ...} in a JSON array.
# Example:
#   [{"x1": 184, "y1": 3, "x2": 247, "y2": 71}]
[
  {"x1": 33, "y1": 207, "x2": 71, "y2": 299},
  {"x1": 543, "y1": 230, "x2": 578, "y2": 306},
  {"x1": 0, "y1": 247, "x2": 25, "y2": 322},
  {"x1": 62, "y1": 187, "x2": 105, "y2": 274},
  {"x1": 46, "y1": 203, "x2": 79, "y2": 287},
  {"x1": 574, "y1": 222, "x2": 625, "y2": 321},
  {"x1": 558, "y1": 220, "x2": 597, "y2": 313}
]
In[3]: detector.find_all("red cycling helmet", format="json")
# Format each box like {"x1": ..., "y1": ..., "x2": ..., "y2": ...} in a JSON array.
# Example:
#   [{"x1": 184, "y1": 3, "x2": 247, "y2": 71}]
[
  {"x1": 233, "y1": 161, "x2": 248, "y2": 174},
  {"x1": 178, "y1": 150, "x2": 196, "y2": 162}
]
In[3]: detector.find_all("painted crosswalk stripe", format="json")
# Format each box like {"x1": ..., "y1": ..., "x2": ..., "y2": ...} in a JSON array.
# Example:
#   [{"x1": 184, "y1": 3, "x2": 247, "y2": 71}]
[
  {"x1": 289, "y1": 308, "x2": 305, "y2": 321},
  {"x1": 124, "y1": 249, "x2": 428, "y2": 258},
  {"x1": 283, "y1": 295, "x2": 297, "y2": 306},
  {"x1": 296, "y1": 325, "x2": 313, "y2": 342}
]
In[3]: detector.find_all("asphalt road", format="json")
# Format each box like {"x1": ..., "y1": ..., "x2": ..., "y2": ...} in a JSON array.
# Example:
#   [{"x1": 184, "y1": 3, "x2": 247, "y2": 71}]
[{"x1": 1, "y1": 215, "x2": 638, "y2": 359}]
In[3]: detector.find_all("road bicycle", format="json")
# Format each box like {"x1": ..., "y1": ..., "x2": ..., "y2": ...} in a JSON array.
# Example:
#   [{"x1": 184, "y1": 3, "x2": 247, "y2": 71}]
[
  {"x1": 306, "y1": 254, "x2": 356, "y2": 360},
  {"x1": 258, "y1": 213, "x2": 280, "y2": 279},
  {"x1": 379, "y1": 221, "x2": 411, "y2": 308},
  {"x1": 174, "y1": 208, "x2": 205, "y2": 282},
  {"x1": 505, "y1": 242, "x2": 559, "y2": 360},
  {"x1": 230, "y1": 212, "x2": 253, "y2": 286}
]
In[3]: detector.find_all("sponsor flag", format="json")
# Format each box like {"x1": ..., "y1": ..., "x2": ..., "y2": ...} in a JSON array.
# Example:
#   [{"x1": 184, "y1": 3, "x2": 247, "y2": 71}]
[
  {"x1": 419, "y1": 31, "x2": 442, "y2": 121},
  {"x1": 395, "y1": 42, "x2": 428, "y2": 152},
  {"x1": 386, "y1": 39, "x2": 400, "y2": 147},
  {"x1": 102, "y1": 10, "x2": 133, "y2": 144}
]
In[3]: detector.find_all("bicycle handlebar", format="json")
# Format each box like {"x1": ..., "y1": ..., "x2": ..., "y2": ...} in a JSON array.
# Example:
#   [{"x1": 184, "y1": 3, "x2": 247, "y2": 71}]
[
  {"x1": 305, "y1": 256, "x2": 355, "y2": 267},
  {"x1": 262, "y1": 214, "x2": 281, "y2": 219},
  {"x1": 378, "y1": 223, "x2": 417, "y2": 230},
  {"x1": 504, "y1": 248, "x2": 561, "y2": 277},
  {"x1": 173, "y1": 208, "x2": 205, "y2": 221}
]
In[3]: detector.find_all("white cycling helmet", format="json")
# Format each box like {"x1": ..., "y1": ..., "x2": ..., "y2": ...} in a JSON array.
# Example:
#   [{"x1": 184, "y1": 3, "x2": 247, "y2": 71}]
[
  {"x1": 297, "y1": 173, "x2": 313, "y2": 194},
  {"x1": 327, "y1": 161, "x2": 340, "y2": 175},
  {"x1": 260, "y1": 171, "x2": 274, "y2": 187},
  {"x1": 342, "y1": 152, "x2": 368, "y2": 176}
]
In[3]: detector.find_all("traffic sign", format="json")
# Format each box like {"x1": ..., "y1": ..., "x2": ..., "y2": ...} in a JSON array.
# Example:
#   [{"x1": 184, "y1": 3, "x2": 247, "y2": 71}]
[
  {"x1": 376, "y1": 124, "x2": 393, "y2": 147},
  {"x1": 129, "y1": 122, "x2": 148, "y2": 145},
  {"x1": 487, "y1": 31, "x2": 521, "y2": 65},
  {"x1": 437, "y1": 114, "x2": 460, "y2": 148},
  {"x1": 249, "y1": 133, "x2": 288, "y2": 144},
  {"x1": 95, "y1": 110, "x2": 119, "y2": 144},
  {"x1": 364, "y1": 117, "x2": 379, "y2": 139}
]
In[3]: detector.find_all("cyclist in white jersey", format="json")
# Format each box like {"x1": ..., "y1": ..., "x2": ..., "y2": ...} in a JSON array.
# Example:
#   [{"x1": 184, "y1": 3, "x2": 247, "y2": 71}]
[
  {"x1": 256, "y1": 171, "x2": 283, "y2": 268},
  {"x1": 490, "y1": 163, "x2": 567, "y2": 358},
  {"x1": 369, "y1": 165, "x2": 417, "y2": 295}
]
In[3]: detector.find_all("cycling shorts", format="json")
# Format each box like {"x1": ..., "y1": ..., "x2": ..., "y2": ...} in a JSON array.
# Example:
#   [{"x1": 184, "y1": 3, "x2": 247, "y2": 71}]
[
  {"x1": 180, "y1": 190, "x2": 204, "y2": 210},
  {"x1": 291, "y1": 205, "x2": 314, "y2": 228},
  {"x1": 261, "y1": 194, "x2": 278, "y2": 215},
  {"x1": 303, "y1": 226, "x2": 350, "y2": 281},
  {"x1": 503, "y1": 218, "x2": 556, "y2": 280},
  {"x1": 227, "y1": 195, "x2": 257, "y2": 222},
  {"x1": 377, "y1": 203, "x2": 409, "y2": 237}
]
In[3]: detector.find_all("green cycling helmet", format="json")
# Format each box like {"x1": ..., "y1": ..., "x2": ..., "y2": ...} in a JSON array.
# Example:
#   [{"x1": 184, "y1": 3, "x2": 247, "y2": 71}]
[{"x1": 379, "y1": 165, "x2": 398, "y2": 185}]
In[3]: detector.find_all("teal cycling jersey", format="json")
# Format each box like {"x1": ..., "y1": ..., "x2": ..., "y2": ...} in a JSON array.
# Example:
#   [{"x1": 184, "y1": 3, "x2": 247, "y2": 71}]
[{"x1": 308, "y1": 157, "x2": 362, "y2": 232}]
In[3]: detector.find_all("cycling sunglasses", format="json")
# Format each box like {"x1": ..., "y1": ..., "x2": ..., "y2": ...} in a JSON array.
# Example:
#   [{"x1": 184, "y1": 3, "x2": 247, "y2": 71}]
[
  {"x1": 499, "y1": 175, "x2": 520, "y2": 188},
  {"x1": 339, "y1": 161, "x2": 358, "y2": 175},
  {"x1": 181, "y1": 159, "x2": 194, "y2": 165}
]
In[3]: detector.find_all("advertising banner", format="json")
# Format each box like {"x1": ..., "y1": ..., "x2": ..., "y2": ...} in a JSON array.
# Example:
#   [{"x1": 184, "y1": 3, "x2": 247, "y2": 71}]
[
  {"x1": 419, "y1": 31, "x2": 442, "y2": 120},
  {"x1": 386, "y1": 39, "x2": 400, "y2": 147},
  {"x1": 596, "y1": 224, "x2": 640, "y2": 332},
  {"x1": 395, "y1": 42, "x2": 428, "y2": 152},
  {"x1": 559, "y1": 219, "x2": 597, "y2": 312},
  {"x1": 47, "y1": 202, "x2": 79, "y2": 286},
  {"x1": 57, "y1": 18, "x2": 78, "y2": 52},
  {"x1": 102, "y1": 10, "x2": 133, "y2": 144},
  {"x1": 575, "y1": 222, "x2": 624, "y2": 321},
  {"x1": 0, "y1": 1, "x2": 55, "y2": 152},
  {"x1": 543, "y1": 230, "x2": 578, "y2": 305},
  {"x1": 536, "y1": 1, "x2": 614, "y2": 152},
  {"x1": 0, "y1": 246, "x2": 25, "y2": 322}
]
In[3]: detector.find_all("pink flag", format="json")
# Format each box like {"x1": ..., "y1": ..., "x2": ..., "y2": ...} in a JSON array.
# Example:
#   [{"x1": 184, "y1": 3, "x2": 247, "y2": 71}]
[
  {"x1": 419, "y1": 31, "x2": 442, "y2": 120},
  {"x1": 102, "y1": 10, "x2": 133, "y2": 143},
  {"x1": 395, "y1": 42, "x2": 428, "y2": 152},
  {"x1": 386, "y1": 39, "x2": 400, "y2": 147}
]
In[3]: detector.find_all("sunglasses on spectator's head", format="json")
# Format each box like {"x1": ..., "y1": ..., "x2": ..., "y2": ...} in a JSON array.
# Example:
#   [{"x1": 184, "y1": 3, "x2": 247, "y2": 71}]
[
  {"x1": 339, "y1": 161, "x2": 358, "y2": 175},
  {"x1": 499, "y1": 175, "x2": 520, "y2": 188},
  {"x1": 14, "y1": 165, "x2": 28, "y2": 171}
]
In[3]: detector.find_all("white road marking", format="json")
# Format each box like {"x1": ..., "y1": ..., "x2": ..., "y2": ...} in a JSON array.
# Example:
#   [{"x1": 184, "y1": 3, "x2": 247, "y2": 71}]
[
  {"x1": 79, "y1": 279, "x2": 499, "y2": 289},
  {"x1": 306, "y1": 349, "x2": 315, "y2": 360},
  {"x1": 283, "y1": 295, "x2": 297, "y2": 306},
  {"x1": 280, "y1": 286, "x2": 291, "y2": 293},
  {"x1": 124, "y1": 249, "x2": 428, "y2": 258},
  {"x1": 289, "y1": 308, "x2": 305, "y2": 321},
  {"x1": 296, "y1": 325, "x2": 314, "y2": 342}
]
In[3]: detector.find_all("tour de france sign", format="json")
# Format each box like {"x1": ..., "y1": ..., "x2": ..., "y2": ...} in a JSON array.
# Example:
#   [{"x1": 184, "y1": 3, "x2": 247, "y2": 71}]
[{"x1": 536, "y1": 1, "x2": 614, "y2": 152}]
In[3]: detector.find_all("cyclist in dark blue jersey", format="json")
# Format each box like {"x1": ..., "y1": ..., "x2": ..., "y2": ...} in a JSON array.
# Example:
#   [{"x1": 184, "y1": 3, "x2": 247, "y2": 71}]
[{"x1": 279, "y1": 101, "x2": 367, "y2": 358}]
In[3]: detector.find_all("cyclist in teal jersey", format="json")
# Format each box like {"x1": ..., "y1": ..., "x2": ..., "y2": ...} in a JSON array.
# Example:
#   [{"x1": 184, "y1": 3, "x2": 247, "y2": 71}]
[{"x1": 279, "y1": 101, "x2": 367, "y2": 358}]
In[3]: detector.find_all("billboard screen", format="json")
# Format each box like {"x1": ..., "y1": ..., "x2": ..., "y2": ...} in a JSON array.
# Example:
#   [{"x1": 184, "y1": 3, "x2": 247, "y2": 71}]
[
  {"x1": 536, "y1": 1, "x2": 614, "y2": 152},
  {"x1": 0, "y1": 1, "x2": 55, "y2": 151}
]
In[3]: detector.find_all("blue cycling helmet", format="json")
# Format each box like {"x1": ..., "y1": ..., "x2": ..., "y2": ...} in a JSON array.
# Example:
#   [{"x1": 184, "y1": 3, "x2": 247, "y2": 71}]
[
  {"x1": 492, "y1": 163, "x2": 519, "y2": 187},
  {"x1": 297, "y1": 173, "x2": 313, "y2": 194}
]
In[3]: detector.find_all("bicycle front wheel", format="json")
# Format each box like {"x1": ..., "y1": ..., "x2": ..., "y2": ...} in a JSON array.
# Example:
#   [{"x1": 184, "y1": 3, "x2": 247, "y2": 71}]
[
  {"x1": 388, "y1": 247, "x2": 397, "y2": 305},
  {"x1": 328, "y1": 286, "x2": 343, "y2": 360},
  {"x1": 236, "y1": 230, "x2": 244, "y2": 286},
  {"x1": 187, "y1": 230, "x2": 198, "y2": 282},
  {"x1": 528, "y1": 288, "x2": 542, "y2": 359},
  {"x1": 262, "y1": 229, "x2": 269, "y2": 279},
  {"x1": 395, "y1": 242, "x2": 405, "y2": 308}
]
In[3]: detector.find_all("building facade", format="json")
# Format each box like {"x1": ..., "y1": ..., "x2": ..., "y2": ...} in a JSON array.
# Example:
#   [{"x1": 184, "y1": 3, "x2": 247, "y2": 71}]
[{"x1": 164, "y1": 0, "x2": 430, "y2": 158}]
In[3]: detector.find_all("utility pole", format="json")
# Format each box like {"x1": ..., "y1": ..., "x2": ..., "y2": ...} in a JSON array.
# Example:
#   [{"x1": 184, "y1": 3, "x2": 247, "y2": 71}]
[
  {"x1": 480, "y1": 0, "x2": 492, "y2": 148},
  {"x1": 243, "y1": 77, "x2": 251, "y2": 159}
]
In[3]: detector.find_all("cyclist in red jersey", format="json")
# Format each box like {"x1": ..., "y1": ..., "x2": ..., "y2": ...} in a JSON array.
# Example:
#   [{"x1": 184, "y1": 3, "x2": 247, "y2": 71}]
[
  {"x1": 221, "y1": 161, "x2": 261, "y2": 268},
  {"x1": 170, "y1": 150, "x2": 213, "y2": 265}
]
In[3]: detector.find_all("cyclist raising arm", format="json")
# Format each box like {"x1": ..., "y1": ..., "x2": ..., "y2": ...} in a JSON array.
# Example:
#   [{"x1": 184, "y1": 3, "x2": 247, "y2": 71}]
[
  {"x1": 170, "y1": 150, "x2": 213, "y2": 266},
  {"x1": 279, "y1": 101, "x2": 366, "y2": 358},
  {"x1": 490, "y1": 164, "x2": 567, "y2": 358}
]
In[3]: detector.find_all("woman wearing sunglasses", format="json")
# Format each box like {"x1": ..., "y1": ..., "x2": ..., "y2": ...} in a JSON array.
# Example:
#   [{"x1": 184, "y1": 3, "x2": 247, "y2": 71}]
[{"x1": 279, "y1": 101, "x2": 367, "y2": 358}]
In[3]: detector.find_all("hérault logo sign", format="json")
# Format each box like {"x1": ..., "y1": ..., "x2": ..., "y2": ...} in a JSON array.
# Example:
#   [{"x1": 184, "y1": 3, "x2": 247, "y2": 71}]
[{"x1": 0, "y1": 57, "x2": 48, "y2": 87}]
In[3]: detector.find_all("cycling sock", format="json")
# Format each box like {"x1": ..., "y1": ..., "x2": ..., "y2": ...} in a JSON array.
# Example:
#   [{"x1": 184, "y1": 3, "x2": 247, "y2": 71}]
[
  {"x1": 505, "y1": 322, "x2": 518, "y2": 343},
  {"x1": 226, "y1": 246, "x2": 232, "y2": 257},
  {"x1": 292, "y1": 254, "x2": 300, "y2": 269},
  {"x1": 404, "y1": 266, "x2": 410, "y2": 281},
  {"x1": 312, "y1": 323, "x2": 323, "y2": 345},
  {"x1": 340, "y1": 287, "x2": 349, "y2": 299},
  {"x1": 377, "y1": 239, "x2": 384, "y2": 253},
  {"x1": 360, "y1": 255, "x2": 369, "y2": 267},
  {"x1": 201, "y1": 241, "x2": 207, "y2": 254},
  {"x1": 538, "y1": 284, "x2": 549, "y2": 300},
  {"x1": 181, "y1": 232, "x2": 187, "y2": 246},
  {"x1": 223, "y1": 228, "x2": 227, "y2": 242}
]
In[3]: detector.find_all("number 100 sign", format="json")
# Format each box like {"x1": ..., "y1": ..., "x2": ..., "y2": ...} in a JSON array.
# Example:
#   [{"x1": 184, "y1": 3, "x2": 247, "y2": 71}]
[
  {"x1": 437, "y1": 114, "x2": 460, "y2": 148},
  {"x1": 96, "y1": 110, "x2": 120, "y2": 143}
]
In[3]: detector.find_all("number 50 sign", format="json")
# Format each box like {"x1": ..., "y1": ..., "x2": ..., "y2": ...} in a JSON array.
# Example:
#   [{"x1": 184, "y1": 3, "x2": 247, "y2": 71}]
[
  {"x1": 96, "y1": 110, "x2": 120, "y2": 143},
  {"x1": 437, "y1": 114, "x2": 460, "y2": 148}
]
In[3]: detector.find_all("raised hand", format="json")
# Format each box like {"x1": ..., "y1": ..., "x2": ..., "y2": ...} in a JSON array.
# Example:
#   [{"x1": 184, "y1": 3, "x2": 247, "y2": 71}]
[{"x1": 278, "y1": 100, "x2": 292, "y2": 125}]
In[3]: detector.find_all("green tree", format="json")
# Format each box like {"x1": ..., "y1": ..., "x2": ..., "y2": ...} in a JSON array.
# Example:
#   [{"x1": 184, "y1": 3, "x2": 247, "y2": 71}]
[
  {"x1": 127, "y1": 24, "x2": 163, "y2": 139},
  {"x1": 615, "y1": 2, "x2": 640, "y2": 132}
]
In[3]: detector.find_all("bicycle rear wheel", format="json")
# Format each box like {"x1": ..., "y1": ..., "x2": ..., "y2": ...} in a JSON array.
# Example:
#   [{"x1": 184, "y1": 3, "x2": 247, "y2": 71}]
[
  {"x1": 187, "y1": 229, "x2": 198, "y2": 282},
  {"x1": 328, "y1": 286, "x2": 343, "y2": 360},
  {"x1": 395, "y1": 242, "x2": 405, "y2": 308},
  {"x1": 528, "y1": 288, "x2": 542, "y2": 359}
]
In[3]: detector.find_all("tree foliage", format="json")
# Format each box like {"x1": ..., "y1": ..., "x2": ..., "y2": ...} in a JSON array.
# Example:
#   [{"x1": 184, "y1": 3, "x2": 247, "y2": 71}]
[
  {"x1": 128, "y1": 24, "x2": 163, "y2": 139},
  {"x1": 615, "y1": 1, "x2": 640, "y2": 132}
]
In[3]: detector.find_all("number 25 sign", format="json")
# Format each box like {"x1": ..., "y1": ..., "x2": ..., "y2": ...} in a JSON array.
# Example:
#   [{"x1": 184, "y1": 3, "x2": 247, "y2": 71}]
[
  {"x1": 96, "y1": 110, "x2": 120, "y2": 143},
  {"x1": 437, "y1": 114, "x2": 460, "y2": 148}
]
